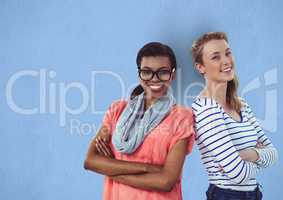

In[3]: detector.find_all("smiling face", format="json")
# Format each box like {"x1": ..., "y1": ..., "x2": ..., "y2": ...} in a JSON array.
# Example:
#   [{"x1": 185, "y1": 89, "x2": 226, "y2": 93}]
[
  {"x1": 196, "y1": 39, "x2": 235, "y2": 83},
  {"x1": 139, "y1": 56, "x2": 175, "y2": 100}
]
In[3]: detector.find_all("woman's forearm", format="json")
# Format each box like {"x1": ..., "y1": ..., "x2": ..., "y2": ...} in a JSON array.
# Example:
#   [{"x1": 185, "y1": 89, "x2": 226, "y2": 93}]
[
  {"x1": 239, "y1": 145, "x2": 278, "y2": 167},
  {"x1": 110, "y1": 170, "x2": 176, "y2": 192},
  {"x1": 84, "y1": 154, "x2": 161, "y2": 176},
  {"x1": 84, "y1": 128, "x2": 162, "y2": 176},
  {"x1": 253, "y1": 146, "x2": 278, "y2": 168},
  {"x1": 239, "y1": 148, "x2": 259, "y2": 162},
  {"x1": 109, "y1": 139, "x2": 189, "y2": 192}
]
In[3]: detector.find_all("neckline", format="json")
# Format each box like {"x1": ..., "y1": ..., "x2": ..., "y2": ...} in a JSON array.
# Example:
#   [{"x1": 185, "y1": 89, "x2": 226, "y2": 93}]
[
  {"x1": 224, "y1": 108, "x2": 243, "y2": 123},
  {"x1": 196, "y1": 96, "x2": 244, "y2": 123}
]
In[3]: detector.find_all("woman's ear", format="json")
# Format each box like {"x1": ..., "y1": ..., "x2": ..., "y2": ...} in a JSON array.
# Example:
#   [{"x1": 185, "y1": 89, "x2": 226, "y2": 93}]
[
  {"x1": 195, "y1": 63, "x2": 205, "y2": 74},
  {"x1": 172, "y1": 68, "x2": 176, "y2": 80}
]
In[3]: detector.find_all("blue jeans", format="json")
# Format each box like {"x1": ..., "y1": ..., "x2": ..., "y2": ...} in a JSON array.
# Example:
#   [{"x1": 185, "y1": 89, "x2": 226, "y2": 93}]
[{"x1": 206, "y1": 184, "x2": 263, "y2": 200}]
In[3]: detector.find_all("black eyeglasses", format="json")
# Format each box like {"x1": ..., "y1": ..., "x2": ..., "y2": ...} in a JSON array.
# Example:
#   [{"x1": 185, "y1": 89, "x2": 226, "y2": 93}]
[{"x1": 138, "y1": 68, "x2": 175, "y2": 81}]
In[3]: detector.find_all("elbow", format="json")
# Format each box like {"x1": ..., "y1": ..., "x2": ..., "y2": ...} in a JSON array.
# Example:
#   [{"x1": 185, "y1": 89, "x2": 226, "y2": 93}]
[
  {"x1": 223, "y1": 169, "x2": 248, "y2": 185},
  {"x1": 259, "y1": 147, "x2": 279, "y2": 168},
  {"x1": 228, "y1": 171, "x2": 250, "y2": 185},
  {"x1": 265, "y1": 147, "x2": 279, "y2": 167},
  {"x1": 227, "y1": 169, "x2": 253, "y2": 184},
  {"x1": 272, "y1": 148, "x2": 279, "y2": 165},
  {"x1": 234, "y1": 177, "x2": 247, "y2": 185},
  {"x1": 84, "y1": 155, "x2": 113, "y2": 176},
  {"x1": 159, "y1": 177, "x2": 177, "y2": 192},
  {"x1": 227, "y1": 175, "x2": 247, "y2": 185},
  {"x1": 84, "y1": 159, "x2": 91, "y2": 170},
  {"x1": 230, "y1": 171, "x2": 249, "y2": 184},
  {"x1": 84, "y1": 155, "x2": 99, "y2": 171},
  {"x1": 267, "y1": 147, "x2": 279, "y2": 167},
  {"x1": 161, "y1": 184, "x2": 174, "y2": 192}
]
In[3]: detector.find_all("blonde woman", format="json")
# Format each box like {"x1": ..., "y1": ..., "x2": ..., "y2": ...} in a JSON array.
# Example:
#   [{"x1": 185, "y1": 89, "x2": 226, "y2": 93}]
[{"x1": 191, "y1": 32, "x2": 278, "y2": 200}]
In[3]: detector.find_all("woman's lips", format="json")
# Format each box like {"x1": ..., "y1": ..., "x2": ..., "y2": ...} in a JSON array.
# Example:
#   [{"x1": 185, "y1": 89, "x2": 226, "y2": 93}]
[
  {"x1": 148, "y1": 84, "x2": 164, "y2": 92},
  {"x1": 221, "y1": 66, "x2": 233, "y2": 72}
]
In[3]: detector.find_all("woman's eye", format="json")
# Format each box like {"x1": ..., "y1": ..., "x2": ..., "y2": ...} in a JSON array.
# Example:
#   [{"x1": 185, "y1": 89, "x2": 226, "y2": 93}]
[
  {"x1": 158, "y1": 70, "x2": 170, "y2": 75},
  {"x1": 226, "y1": 51, "x2": 232, "y2": 56},
  {"x1": 142, "y1": 70, "x2": 152, "y2": 76},
  {"x1": 211, "y1": 56, "x2": 219, "y2": 60}
]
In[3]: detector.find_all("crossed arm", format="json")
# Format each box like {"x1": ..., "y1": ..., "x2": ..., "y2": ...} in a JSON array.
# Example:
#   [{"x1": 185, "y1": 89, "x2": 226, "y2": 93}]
[{"x1": 84, "y1": 126, "x2": 188, "y2": 192}]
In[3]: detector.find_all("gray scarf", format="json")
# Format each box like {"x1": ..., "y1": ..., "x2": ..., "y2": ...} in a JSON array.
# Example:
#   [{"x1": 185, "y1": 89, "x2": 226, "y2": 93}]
[{"x1": 112, "y1": 91, "x2": 176, "y2": 154}]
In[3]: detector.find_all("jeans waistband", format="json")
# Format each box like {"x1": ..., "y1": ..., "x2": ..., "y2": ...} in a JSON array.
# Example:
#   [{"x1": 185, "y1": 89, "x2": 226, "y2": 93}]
[{"x1": 208, "y1": 184, "x2": 260, "y2": 195}]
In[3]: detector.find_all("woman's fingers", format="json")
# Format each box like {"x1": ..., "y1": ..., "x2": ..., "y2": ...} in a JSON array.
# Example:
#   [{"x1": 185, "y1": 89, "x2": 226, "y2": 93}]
[
  {"x1": 100, "y1": 126, "x2": 111, "y2": 142},
  {"x1": 103, "y1": 140, "x2": 114, "y2": 158},
  {"x1": 239, "y1": 149, "x2": 248, "y2": 160},
  {"x1": 95, "y1": 140, "x2": 104, "y2": 155},
  {"x1": 96, "y1": 136, "x2": 114, "y2": 158},
  {"x1": 256, "y1": 141, "x2": 265, "y2": 149},
  {"x1": 101, "y1": 138, "x2": 114, "y2": 158},
  {"x1": 98, "y1": 137, "x2": 113, "y2": 156},
  {"x1": 96, "y1": 137, "x2": 109, "y2": 156},
  {"x1": 219, "y1": 165, "x2": 224, "y2": 172}
]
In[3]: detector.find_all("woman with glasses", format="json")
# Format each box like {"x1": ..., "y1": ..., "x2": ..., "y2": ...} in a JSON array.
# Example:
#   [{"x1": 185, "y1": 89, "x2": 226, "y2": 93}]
[
  {"x1": 84, "y1": 42, "x2": 195, "y2": 200},
  {"x1": 191, "y1": 32, "x2": 278, "y2": 200}
]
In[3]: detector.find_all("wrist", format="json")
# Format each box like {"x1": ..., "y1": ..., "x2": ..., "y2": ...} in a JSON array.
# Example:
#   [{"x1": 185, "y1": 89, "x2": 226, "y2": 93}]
[
  {"x1": 251, "y1": 147, "x2": 262, "y2": 163},
  {"x1": 252, "y1": 148, "x2": 260, "y2": 162}
]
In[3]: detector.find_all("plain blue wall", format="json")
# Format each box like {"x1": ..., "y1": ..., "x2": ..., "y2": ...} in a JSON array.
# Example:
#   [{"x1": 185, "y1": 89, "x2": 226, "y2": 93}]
[{"x1": 0, "y1": 0, "x2": 282, "y2": 199}]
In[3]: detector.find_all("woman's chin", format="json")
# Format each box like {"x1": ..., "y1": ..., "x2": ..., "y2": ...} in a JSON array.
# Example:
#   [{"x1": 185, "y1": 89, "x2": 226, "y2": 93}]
[
  {"x1": 227, "y1": 75, "x2": 235, "y2": 82},
  {"x1": 218, "y1": 75, "x2": 234, "y2": 83},
  {"x1": 145, "y1": 88, "x2": 166, "y2": 99}
]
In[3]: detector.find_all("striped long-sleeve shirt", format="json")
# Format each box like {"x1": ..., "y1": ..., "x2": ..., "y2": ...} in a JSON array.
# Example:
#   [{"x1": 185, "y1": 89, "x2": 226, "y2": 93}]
[{"x1": 192, "y1": 97, "x2": 278, "y2": 191}]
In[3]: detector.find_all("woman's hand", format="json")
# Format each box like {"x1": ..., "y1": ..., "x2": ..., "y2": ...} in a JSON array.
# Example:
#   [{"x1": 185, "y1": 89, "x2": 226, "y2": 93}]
[
  {"x1": 239, "y1": 148, "x2": 259, "y2": 162},
  {"x1": 84, "y1": 126, "x2": 163, "y2": 176},
  {"x1": 107, "y1": 139, "x2": 188, "y2": 192},
  {"x1": 239, "y1": 141, "x2": 265, "y2": 162},
  {"x1": 110, "y1": 164, "x2": 162, "y2": 181},
  {"x1": 95, "y1": 129, "x2": 114, "y2": 158},
  {"x1": 96, "y1": 136, "x2": 114, "y2": 158},
  {"x1": 256, "y1": 142, "x2": 265, "y2": 149}
]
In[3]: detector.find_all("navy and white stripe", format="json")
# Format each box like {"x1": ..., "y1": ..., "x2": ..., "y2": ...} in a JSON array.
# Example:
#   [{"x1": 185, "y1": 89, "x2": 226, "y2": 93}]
[{"x1": 192, "y1": 97, "x2": 278, "y2": 191}]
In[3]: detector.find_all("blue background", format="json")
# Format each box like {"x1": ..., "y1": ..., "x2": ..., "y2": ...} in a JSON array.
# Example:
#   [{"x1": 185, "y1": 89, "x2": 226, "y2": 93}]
[{"x1": 0, "y1": 0, "x2": 282, "y2": 199}]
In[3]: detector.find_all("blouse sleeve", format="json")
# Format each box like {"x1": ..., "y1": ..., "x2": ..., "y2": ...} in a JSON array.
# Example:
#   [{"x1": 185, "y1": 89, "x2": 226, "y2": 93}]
[
  {"x1": 193, "y1": 100, "x2": 260, "y2": 184},
  {"x1": 168, "y1": 109, "x2": 195, "y2": 155},
  {"x1": 243, "y1": 101, "x2": 278, "y2": 168}
]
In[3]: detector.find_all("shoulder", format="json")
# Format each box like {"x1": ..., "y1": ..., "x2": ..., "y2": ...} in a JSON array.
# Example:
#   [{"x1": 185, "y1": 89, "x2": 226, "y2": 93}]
[
  {"x1": 163, "y1": 105, "x2": 195, "y2": 126},
  {"x1": 238, "y1": 97, "x2": 252, "y2": 113},
  {"x1": 191, "y1": 97, "x2": 223, "y2": 115},
  {"x1": 170, "y1": 105, "x2": 194, "y2": 120},
  {"x1": 110, "y1": 99, "x2": 127, "y2": 108},
  {"x1": 106, "y1": 99, "x2": 128, "y2": 116}
]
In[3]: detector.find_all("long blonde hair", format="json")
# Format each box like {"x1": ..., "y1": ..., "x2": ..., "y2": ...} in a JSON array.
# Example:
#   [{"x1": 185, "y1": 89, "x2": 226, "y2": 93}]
[{"x1": 191, "y1": 32, "x2": 242, "y2": 112}]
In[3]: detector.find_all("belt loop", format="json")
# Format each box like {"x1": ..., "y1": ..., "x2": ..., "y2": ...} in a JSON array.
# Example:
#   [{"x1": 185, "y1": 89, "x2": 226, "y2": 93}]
[
  {"x1": 259, "y1": 183, "x2": 263, "y2": 192},
  {"x1": 256, "y1": 183, "x2": 263, "y2": 200},
  {"x1": 207, "y1": 184, "x2": 217, "y2": 200}
]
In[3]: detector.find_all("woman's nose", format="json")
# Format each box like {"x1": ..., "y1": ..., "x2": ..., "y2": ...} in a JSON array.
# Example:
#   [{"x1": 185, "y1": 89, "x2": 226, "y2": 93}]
[
  {"x1": 151, "y1": 73, "x2": 159, "y2": 81},
  {"x1": 222, "y1": 56, "x2": 230, "y2": 65}
]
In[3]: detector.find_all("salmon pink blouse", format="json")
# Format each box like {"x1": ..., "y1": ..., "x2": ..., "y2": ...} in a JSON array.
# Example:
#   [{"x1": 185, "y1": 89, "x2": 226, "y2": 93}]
[{"x1": 102, "y1": 100, "x2": 195, "y2": 200}]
